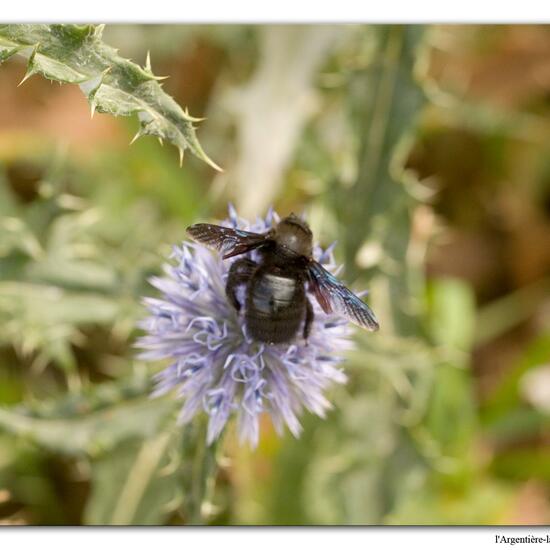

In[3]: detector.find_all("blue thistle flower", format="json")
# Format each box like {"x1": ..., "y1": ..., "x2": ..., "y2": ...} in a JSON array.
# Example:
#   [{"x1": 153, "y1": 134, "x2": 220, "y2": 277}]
[{"x1": 136, "y1": 206, "x2": 353, "y2": 447}]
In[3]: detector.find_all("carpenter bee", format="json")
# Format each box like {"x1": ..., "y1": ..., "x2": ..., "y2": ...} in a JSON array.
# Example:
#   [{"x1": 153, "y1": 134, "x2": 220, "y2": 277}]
[{"x1": 186, "y1": 214, "x2": 379, "y2": 344}]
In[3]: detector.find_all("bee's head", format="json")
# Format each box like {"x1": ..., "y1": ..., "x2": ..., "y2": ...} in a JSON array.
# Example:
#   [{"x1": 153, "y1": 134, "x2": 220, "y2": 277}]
[{"x1": 274, "y1": 213, "x2": 313, "y2": 258}]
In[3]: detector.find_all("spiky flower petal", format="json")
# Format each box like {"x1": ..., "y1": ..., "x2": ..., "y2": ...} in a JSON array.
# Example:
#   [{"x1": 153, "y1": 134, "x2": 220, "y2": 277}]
[{"x1": 137, "y1": 206, "x2": 352, "y2": 447}]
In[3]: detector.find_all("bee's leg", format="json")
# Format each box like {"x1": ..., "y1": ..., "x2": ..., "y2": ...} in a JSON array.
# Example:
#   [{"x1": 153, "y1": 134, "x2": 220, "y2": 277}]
[
  {"x1": 303, "y1": 297, "x2": 314, "y2": 341},
  {"x1": 225, "y1": 258, "x2": 257, "y2": 312}
]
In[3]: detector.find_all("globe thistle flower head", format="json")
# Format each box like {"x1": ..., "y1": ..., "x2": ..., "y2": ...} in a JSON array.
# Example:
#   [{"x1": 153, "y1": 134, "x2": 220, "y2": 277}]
[{"x1": 137, "y1": 206, "x2": 353, "y2": 447}]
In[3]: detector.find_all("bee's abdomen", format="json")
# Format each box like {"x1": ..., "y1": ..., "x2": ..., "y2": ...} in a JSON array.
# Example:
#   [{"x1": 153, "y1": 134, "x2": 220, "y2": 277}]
[{"x1": 246, "y1": 272, "x2": 304, "y2": 344}]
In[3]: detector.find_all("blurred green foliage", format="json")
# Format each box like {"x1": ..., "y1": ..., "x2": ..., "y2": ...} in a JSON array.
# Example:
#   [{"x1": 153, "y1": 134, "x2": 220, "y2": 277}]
[{"x1": 0, "y1": 24, "x2": 549, "y2": 525}]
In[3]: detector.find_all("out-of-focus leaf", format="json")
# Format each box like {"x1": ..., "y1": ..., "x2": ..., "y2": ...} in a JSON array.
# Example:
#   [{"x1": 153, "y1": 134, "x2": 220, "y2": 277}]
[
  {"x1": 486, "y1": 406, "x2": 546, "y2": 446},
  {"x1": 302, "y1": 395, "x2": 396, "y2": 524},
  {"x1": 0, "y1": 364, "x2": 23, "y2": 405},
  {"x1": 299, "y1": 395, "x2": 427, "y2": 525},
  {"x1": 425, "y1": 363, "x2": 477, "y2": 462},
  {"x1": 18, "y1": 368, "x2": 152, "y2": 418},
  {"x1": 350, "y1": 333, "x2": 441, "y2": 426},
  {"x1": 0, "y1": 154, "x2": 171, "y2": 371},
  {"x1": 0, "y1": 216, "x2": 42, "y2": 259},
  {"x1": 84, "y1": 432, "x2": 181, "y2": 525},
  {"x1": 482, "y1": 334, "x2": 550, "y2": 425},
  {"x1": 423, "y1": 278, "x2": 477, "y2": 468},
  {"x1": 217, "y1": 25, "x2": 338, "y2": 216},
  {"x1": 264, "y1": 424, "x2": 315, "y2": 525},
  {"x1": 333, "y1": 25, "x2": 427, "y2": 336},
  {"x1": 0, "y1": 170, "x2": 21, "y2": 217},
  {"x1": 26, "y1": 259, "x2": 117, "y2": 293},
  {"x1": 475, "y1": 280, "x2": 550, "y2": 345},
  {"x1": 0, "y1": 282, "x2": 120, "y2": 370},
  {"x1": 0, "y1": 282, "x2": 118, "y2": 325},
  {"x1": 0, "y1": 435, "x2": 69, "y2": 524},
  {"x1": 0, "y1": 377, "x2": 175, "y2": 455},
  {"x1": 386, "y1": 477, "x2": 513, "y2": 525},
  {"x1": 426, "y1": 277, "x2": 476, "y2": 353},
  {"x1": 0, "y1": 24, "x2": 220, "y2": 170},
  {"x1": 492, "y1": 449, "x2": 550, "y2": 483}
]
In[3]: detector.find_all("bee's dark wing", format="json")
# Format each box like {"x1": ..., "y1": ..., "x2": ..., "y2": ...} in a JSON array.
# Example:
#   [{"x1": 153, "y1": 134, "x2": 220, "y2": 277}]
[
  {"x1": 186, "y1": 224, "x2": 270, "y2": 259},
  {"x1": 307, "y1": 261, "x2": 379, "y2": 331}
]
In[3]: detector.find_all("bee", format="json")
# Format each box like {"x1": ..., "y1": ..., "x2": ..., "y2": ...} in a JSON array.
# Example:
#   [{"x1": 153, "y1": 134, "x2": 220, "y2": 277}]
[{"x1": 186, "y1": 213, "x2": 379, "y2": 344}]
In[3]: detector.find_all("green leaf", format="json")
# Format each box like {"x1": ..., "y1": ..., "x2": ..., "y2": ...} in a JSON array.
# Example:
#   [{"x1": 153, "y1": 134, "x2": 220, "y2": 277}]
[
  {"x1": 300, "y1": 395, "x2": 426, "y2": 525},
  {"x1": 482, "y1": 334, "x2": 550, "y2": 428},
  {"x1": 0, "y1": 378, "x2": 175, "y2": 455},
  {"x1": 386, "y1": 477, "x2": 513, "y2": 525},
  {"x1": 0, "y1": 35, "x2": 22, "y2": 63},
  {"x1": 84, "y1": 433, "x2": 181, "y2": 525},
  {"x1": 475, "y1": 280, "x2": 550, "y2": 345},
  {"x1": 0, "y1": 24, "x2": 220, "y2": 170},
  {"x1": 0, "y1": 281, "x2": 120, "y2": 370},
  {"x1": 0, "y1": 163, "x2": 166, "y2": 369},
  {"x1": 332, "y1": 25, "x2": 427, "y2": 334},
  {"x1": 427, "y1": 278, "x2": 476, "y2": 353},
  {"x1": 425, "y1": 363, "x2": 477, "y2": 460},
  {"x1": 491, "y1": 448, "x2": 550, "y2": 482}
]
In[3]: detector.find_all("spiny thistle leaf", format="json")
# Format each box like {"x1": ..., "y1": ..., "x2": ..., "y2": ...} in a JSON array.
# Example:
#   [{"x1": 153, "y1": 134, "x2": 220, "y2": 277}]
[{"x1": 0, "y1": 24, "x2": 221, "y2": 170}]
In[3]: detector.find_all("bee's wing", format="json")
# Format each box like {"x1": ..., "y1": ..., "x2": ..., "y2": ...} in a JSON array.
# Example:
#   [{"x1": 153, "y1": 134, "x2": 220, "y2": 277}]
[
  {"x1": 307, "y1": 260, "x2": 379, "y2": 331},
  {"x1": 186, "y1": 224, "x2": 270, "y2": 259}
]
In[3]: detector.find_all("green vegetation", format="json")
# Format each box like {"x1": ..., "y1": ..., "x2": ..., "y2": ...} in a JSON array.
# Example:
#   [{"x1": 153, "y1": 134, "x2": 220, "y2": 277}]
[{"x1": 0, "y1": 24, "x2": 549, "y2": 525}]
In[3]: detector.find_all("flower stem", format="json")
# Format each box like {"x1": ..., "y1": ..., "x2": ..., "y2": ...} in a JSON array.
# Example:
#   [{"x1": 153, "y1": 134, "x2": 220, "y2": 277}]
[{"x1": 181, "y1": 416, "x2": 223, "y2": 525}]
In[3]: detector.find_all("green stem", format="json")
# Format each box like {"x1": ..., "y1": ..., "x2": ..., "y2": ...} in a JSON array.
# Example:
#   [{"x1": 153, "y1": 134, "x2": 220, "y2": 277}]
[{"x1": 181, "y1": 416, "x2": 223, "y2": 525}]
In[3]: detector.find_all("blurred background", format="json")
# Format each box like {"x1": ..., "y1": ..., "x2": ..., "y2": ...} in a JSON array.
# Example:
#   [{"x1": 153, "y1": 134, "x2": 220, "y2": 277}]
[{"x1": 0, "y1": 24, "x2": 549, "y2": 525}]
